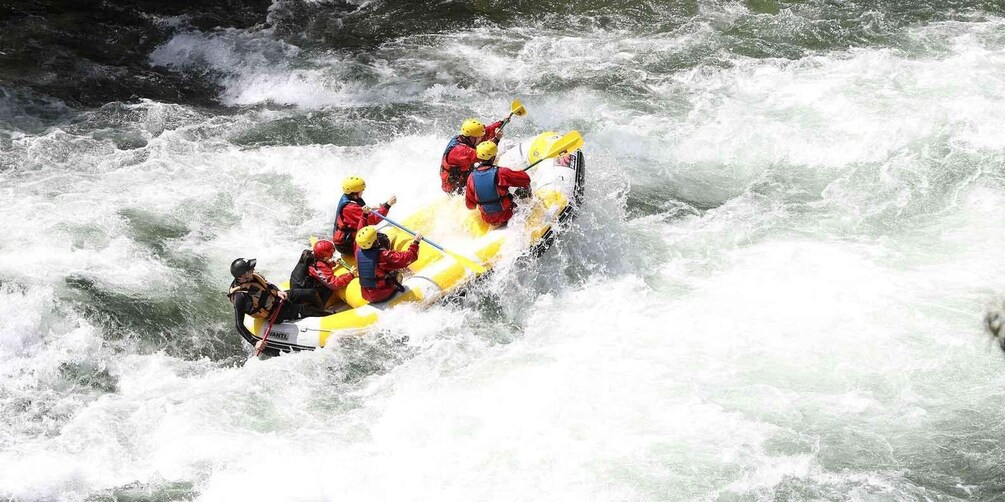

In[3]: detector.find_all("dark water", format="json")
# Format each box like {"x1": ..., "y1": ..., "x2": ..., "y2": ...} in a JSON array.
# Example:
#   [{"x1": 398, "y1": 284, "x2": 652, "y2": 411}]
[{"x1": 4, "y1": 0, "x2": 1004, "y2": 107}]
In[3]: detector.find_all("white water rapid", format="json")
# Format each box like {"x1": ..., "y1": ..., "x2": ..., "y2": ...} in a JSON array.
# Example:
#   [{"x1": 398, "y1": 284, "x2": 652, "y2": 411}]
[{"x1": 1, "y1": 3, "x2": 1004, "y2": 500}]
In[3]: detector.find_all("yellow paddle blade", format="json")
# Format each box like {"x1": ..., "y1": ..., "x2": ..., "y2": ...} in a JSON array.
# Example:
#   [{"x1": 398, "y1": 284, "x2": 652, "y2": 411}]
[
  {"x1": 543, "y1": 130, "x2": 583, "y2": 159},
  {"x1": 521, "y1": 130, "x2": 586, "y2": 172},
  {"x1": 309, "y1": 235, "x2": 319, "y2": 246},
  {"x1": 511, "y1": 99, "x2": 527, "y2": 117}
]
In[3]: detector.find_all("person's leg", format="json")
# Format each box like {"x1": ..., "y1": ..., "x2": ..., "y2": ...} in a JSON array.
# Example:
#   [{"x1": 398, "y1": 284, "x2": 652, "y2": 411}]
[{"x1": 278, "y1": 289, "x2": 319, "y2": 320}]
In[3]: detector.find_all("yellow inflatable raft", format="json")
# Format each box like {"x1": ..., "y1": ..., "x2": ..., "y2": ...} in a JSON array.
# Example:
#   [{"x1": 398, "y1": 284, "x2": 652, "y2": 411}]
[{"x1": 247, "y1": 131, "x2": 585, "y2": 352}]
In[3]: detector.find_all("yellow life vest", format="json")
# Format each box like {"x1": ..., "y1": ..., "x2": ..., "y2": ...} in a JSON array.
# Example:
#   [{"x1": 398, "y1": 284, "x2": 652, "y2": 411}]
[{"x1": 228, "y1": 273, "x2": 278, "y2": 319}]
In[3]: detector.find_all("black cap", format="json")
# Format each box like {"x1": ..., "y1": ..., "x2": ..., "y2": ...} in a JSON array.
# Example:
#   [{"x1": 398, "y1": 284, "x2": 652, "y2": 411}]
[{"x1": 230, "y1": 258, "x2": 257, "y2": 278}]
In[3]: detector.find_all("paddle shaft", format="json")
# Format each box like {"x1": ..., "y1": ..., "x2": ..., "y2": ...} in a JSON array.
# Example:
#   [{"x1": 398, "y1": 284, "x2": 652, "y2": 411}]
[
  {"x1": 369, "y1": 212, "x2": 448, "y2": 254},
  {"x1": 255, "y1": 298, "x2": 284, "y2": 356},
  {"x1": 369, "y1": 212, "x2": 487, "y2": 274},
  {"x1": 500, "y1": 100, "x2": 526, "y2": 128},
  {"x1": 520, "y1": 157, "x2": 550, "y2": 172}
]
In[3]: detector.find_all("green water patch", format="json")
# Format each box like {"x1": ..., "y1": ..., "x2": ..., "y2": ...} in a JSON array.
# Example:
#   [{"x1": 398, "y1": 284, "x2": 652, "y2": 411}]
[
  {"x1": 819, "y1": 140, "x2": 996, "y2": 236},
  {"x1": 271, "y1": 0, "x2": 699, "y2": 50},
  {"x1": 119, "y1": 208, "x2": 190, "y2": 256},
  {"x1": 118, "y1": 207, "x2": 226, "y2": 284},
  {"x1": 62, "y1": 272, "x2": 243, "y2": 362},
  {"x1": 444, "y1": 288, "x2": 527, "y2": 345},
  {"x1": 231, "y1": 114, "x2": 377, "y2": 147},
  {"x1": 57, "y1": 362, "x2": 118, "y2": 394},
  {"x1": 287, "y1": 337, "x2": 414, "y2": 419},
  {"x1": 895, "y1": 402, "x2": 1005, "y2": 499},
  {"x1": 89, "y1": 129, "x2": 148, "y2": 150},
  {"x1": 119, "y1": 195, "x2": 241, "y2": 267},
  {"x1": 230, "y1": 103, "x2": 438, "y2": 147},
  {"x1": 626, "y1": 182, "x2": 709, "y2": 220},
  {"x1": 255, "y1": 175, "x2": 316, "y2": 229},
  {"x1": 327, "y1": 336, "x2": 411, "y2": 385},
  {"x1": 717, "y1": 0, "x2": 1005, "y2": 60},
  {"x1": 86, "y1": 480, "x2": 198, "y2": 502},
  {"x1": 747, "y1": 0, "x2": 781, "y2": 15},
  {"x1": 0, "y1": 85, "x2": 76, "y2": 134},
  {"x1": 63, "y1": 194, "x2": 308, "y2": 363}
]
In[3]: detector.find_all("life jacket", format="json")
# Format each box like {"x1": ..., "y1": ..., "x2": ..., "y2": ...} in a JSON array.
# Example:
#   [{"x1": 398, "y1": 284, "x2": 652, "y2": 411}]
[
  {"x1": 227, "y1": 273, "x2": 278, "y2": 319},
  {"x1": 355, "y1": 241, "x2": 405, "y2": 293},
  {"x1": 471, "y1": 166, "x2": 507, "y2": 214},
  {"x1": 356, "y1": 246, "x2": 381, "y2": 289},
  {"x1": 440, "y1": 136, "x2": 464, "y2": 171},
  {"x1": 440, "y1": 135, "x2": 475, "y2": 185},
  {"x1": 290, "y1": 250, "x2": 316, "y2": 290},
  {"x1": 332, "y1": 194, "x2": 364, "y2": 250}
]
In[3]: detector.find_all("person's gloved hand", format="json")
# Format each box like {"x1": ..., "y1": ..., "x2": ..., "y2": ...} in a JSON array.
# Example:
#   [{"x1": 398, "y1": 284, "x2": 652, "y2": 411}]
[{"x1": 514, "y1": 187, "x2": 532, "y2": 199}]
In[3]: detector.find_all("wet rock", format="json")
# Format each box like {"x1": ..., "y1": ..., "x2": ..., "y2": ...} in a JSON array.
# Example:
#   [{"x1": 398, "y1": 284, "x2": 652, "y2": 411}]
[{"x1": 0, "y1": 0, "x2": 271, "y2": 107}]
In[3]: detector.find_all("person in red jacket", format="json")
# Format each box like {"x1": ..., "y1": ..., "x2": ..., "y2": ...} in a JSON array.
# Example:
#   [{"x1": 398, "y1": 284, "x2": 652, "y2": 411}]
[
  {"x1": 332, "y1": 175, "x2": 396, "y2": 256},
  {"x1": 290, "y1": 239, "x2": 355, "y2": 314},
  {"x1": 465, "y1": 141, "x2": 532, "y2": 227},
  {"x1": 354, "y1": 226, "x2": 422, "y2": 303},
  {"x1": 440, "y1": 118, "x2": 504, "y2": 194}
]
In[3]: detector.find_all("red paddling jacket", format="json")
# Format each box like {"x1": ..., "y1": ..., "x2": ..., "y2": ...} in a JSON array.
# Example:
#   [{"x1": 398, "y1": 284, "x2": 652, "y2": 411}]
[
  {"x1": 355, "y1": 239, "x2": 420, "y2": 303},
  {"x1": 464, "y1": 163, "x2": 531, "y2": 226},
  {"x1": 439, "y1": 121, "x2": 503, "y2": 194}
]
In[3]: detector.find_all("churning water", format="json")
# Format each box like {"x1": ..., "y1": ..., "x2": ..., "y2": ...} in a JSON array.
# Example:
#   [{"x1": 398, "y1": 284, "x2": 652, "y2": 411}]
[{"x1": 1, "y1": 0, "x2": 1005, "y2": 500}]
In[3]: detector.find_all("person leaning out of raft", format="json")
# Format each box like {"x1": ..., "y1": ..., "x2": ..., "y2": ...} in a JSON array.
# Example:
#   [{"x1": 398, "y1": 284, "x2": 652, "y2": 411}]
[
  {"x1": 332, "y1": 175, "x2": 396, "y2": 256},
  {"x1": 289, "y1": 239, "x2": 355, "y2": 315},
  {"x1": 465, "y1": 141, "x2": 531, "y2": 227},
  {"x1": 440, "y1": 117, "x2": 504, "y2": 194},
  {"x1": 354, "y1": 226, "x2": 422, "y2": 303},
  {"x1": 228, "y1": 258, "x2": 314, "y2": 356}
]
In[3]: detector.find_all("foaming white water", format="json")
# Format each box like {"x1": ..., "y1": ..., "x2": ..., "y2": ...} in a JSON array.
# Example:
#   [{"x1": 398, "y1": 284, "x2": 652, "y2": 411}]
[
  {"x1": 150, "y1": 29, "x2": 435, "y2": 108},
  {"x1": 4, "y1": 10, "x2": 1005, "y2": 502},
  {"x1": 184, "y1": 188, "x2": 1004, "y2": 500}
]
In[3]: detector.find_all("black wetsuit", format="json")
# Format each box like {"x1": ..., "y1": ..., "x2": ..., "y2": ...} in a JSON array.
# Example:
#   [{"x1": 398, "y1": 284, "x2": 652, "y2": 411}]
[
  {"x1": 231, "y1": 289, "x2": 314, "y2": 356},
  {"x1": 289, "y1": 249, "x2": 331, "y2": 316}
]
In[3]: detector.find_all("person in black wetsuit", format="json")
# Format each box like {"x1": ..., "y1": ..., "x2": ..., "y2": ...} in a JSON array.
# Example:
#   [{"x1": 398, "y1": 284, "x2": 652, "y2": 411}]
[
  {"x1": 227, "y1": 257, "x2": 314, "y2": 356},
  {"x1": 289, "y1": 239, "x2": 355, "y2": 316}
]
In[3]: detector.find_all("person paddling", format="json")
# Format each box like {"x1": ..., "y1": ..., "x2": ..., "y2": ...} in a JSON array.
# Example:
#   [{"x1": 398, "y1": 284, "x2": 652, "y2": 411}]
[
  {"x1": 465, "y1": 141, "x2": 531, "y2": 227},
  {"x1": 439, "y1": 118, "x2": 504, "y2": 194},
  {"x1": 354, "y1": 226, "x2": 422, "y2": 303},
  {"x1": 332, "y1": 176, "x2": 396, "y2": 256},
  {"x1": 227, "y1": 258, "x2": 311, "y2": 356}
]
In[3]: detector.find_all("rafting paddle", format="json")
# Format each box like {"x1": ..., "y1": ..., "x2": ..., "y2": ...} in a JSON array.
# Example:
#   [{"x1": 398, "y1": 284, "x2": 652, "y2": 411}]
[
  {"x1": 255, "y1": 298, "x2": 285, "y2": 357},
  {"x1": 370, "y1": 212, "x2": 487, "y2": 275},
  {"x1": 521, "y1": 130, "x2": 584, "y2": 172},
  {"x1": 501, "y1": 99, "x2": 527, "y2": 127}
]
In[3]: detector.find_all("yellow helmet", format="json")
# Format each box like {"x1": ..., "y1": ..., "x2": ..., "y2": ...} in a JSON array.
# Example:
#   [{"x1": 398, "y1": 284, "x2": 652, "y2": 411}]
[
  {"x1": 356, "y1": 225, "x2": 379, "y2": 249},
  {"x1": 342, "y1": 176, "x2": 366, "y2": 194},
  {"x1": 476, "y1": 141, "x2": 498, "y2": 161},
  {"x1": 460, "y1": 119, "x2": 486, "y2": 138}
]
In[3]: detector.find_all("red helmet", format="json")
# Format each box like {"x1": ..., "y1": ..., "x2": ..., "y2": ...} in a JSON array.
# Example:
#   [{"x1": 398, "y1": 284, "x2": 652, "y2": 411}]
[{"x1": 313, "y1": 239, "x2": 335, "y2": 260}]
